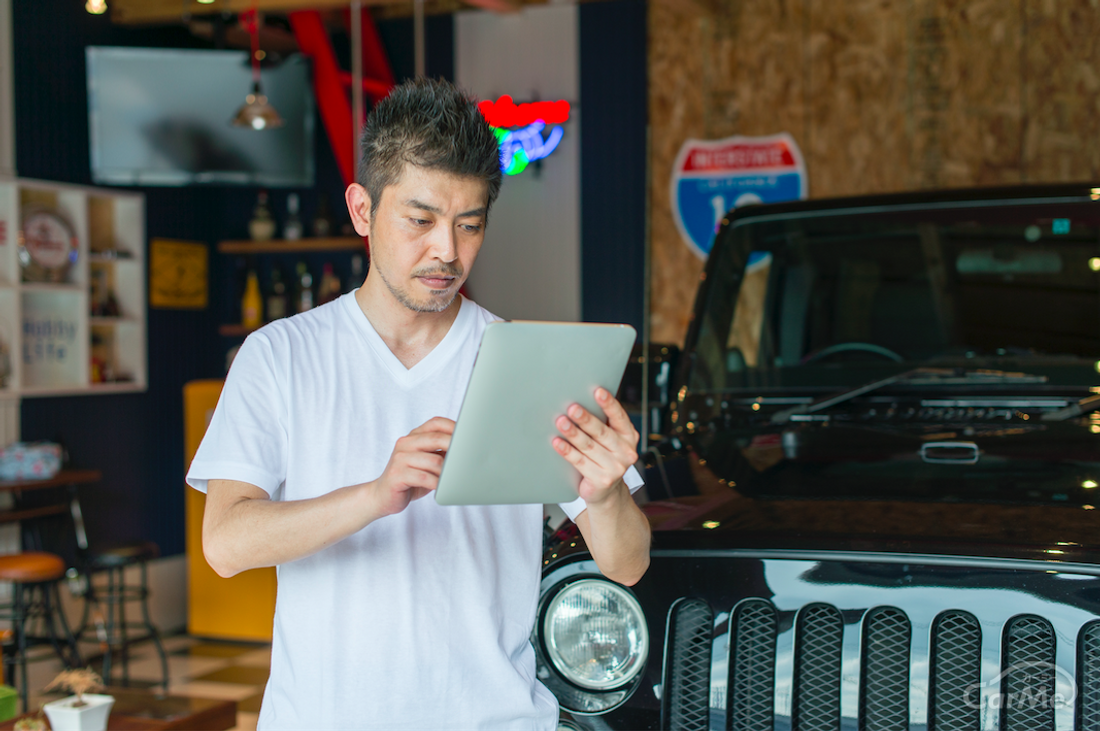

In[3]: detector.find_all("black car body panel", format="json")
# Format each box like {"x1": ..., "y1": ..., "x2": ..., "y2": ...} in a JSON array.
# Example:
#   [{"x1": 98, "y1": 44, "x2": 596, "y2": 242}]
[{"x1": 540, "y1": 185, "x2": 1100, "y2": 730}]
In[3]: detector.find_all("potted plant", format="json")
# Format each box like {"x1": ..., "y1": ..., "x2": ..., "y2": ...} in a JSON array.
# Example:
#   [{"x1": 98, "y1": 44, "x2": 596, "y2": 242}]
[{"x1": 41, "y1": 669, "x2": 113, "y2": 731}]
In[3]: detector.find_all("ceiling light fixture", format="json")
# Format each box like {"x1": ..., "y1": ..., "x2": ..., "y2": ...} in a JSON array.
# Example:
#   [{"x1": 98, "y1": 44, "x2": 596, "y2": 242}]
[
  {"x1": 231, "y1": 6, "x2": 283, "y2": 131},
  {"x1": 85, "y1": 0, "x2": 107, "y2": 14}
]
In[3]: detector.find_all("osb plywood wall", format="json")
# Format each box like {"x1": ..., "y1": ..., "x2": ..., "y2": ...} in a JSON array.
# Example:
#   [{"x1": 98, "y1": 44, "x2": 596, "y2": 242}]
[{"x1": 649, "y1": 0, "x2": 1100, "y2": 344}]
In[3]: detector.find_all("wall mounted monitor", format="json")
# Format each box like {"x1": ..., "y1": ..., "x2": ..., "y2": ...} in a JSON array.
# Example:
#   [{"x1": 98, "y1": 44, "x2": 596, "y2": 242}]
[{"x1": 87, "y1": 46, "x2": 314, "y2": 187}]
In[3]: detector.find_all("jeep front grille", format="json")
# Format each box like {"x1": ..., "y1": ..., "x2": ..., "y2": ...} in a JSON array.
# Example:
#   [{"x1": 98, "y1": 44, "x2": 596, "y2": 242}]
[
  {"x1": 660, "y1": 591, "x2": 1092, "y2": 731},
  {"x1": 860, "y1": 606, "x2": 911, "y2": 730},
  {"x1": 727, "y1": 599, "x2": 777, "y2": 731},
  {"x1": 1002, "y1": 615, "x2": 1056, "y2": 731},
  {"x1": 792, "y1": 603, "x2": 843, "y2": 731},
  {"x1": 929, "y1": 610, "x2": 981, "y2": 730},
  {"x1": 665, "y1": 598, "x2": 713, "y2": 731},
  {"x1": 1080, "y1": 621, "x2": 1100, "y2": 729}
]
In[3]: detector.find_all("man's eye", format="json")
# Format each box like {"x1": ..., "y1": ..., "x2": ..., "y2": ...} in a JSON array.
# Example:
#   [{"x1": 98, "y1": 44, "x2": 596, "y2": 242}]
[
  {"x1": 462, "y1": 224, "x2": 482, "y2": 234},
  {"x1": 411, "y1": 218, "x2": 430, "y2": 226}
]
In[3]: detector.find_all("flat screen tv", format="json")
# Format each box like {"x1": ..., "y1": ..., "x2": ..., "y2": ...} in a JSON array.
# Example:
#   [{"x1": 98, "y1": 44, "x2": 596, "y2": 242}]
[{"x1": 87, "y1": 47, "x2": 314, "y2": 187}]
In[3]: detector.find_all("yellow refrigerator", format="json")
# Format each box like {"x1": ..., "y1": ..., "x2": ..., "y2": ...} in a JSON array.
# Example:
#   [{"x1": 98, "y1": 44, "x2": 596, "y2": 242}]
[{"x1": 184, "y1": 379, "x2": 277, "y2": 641}]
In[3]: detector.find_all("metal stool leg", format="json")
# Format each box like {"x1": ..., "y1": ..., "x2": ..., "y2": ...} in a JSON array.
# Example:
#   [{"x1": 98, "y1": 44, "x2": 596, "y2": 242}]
[
  {"x1": 13, "y1": 583, "x2": 28, "y2": 713},
  {"x1": 47, "y1": 582, "x2": 82, "y2": 668},
  {"x1": 101, "y1": 567, "x2": 115, "y2": 684},
  {"x1": 117, "y1": 567, "x2": 130, "y2": 686},
  {"x1": 138, "y1": 560, "x2": 169, "y2": 692}
]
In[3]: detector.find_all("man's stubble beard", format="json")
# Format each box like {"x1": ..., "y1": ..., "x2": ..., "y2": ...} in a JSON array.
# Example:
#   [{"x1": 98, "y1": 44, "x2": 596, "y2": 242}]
[{"x1": 375, "y1": 258, "x2": 463, "y2": 314}]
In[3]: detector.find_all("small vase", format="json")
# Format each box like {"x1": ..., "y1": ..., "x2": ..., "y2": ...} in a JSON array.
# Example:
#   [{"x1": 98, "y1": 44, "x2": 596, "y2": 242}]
[{"x1": 42, "y1": 694, "x2": 114, "y2": 731}]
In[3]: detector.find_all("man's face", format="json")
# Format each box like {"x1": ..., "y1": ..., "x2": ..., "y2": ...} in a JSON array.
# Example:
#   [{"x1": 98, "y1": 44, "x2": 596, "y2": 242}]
[{"x1": 361, "y1": 164, "x2": 489, "y2": 314}]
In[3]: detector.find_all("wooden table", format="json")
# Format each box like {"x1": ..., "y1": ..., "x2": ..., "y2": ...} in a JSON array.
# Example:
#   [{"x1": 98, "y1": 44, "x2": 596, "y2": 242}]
[
  {"x1": 0, "y1": 689, "x2": 237, "y2": 730},
  {"x1": 0, "y1": 470, "x2": 102, "y2": 553}
]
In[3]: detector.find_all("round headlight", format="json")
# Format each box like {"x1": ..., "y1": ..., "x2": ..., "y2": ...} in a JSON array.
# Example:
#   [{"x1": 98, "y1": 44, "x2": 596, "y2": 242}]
[{"x1": 543, "y1": 578, "x2": 649, "y2": 691}]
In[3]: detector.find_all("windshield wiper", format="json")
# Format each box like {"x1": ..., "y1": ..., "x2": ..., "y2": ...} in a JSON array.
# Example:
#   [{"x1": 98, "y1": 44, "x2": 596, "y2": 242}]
[
  {"x1": 770, "y1": 367, "x2": 1047, "y2": 424},
  {"x1": 1040, "y1": 393, "x2": 1100, "y2": 422}
]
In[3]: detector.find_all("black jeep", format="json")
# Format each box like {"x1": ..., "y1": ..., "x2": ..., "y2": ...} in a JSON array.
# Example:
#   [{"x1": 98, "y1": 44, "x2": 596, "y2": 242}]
[{"x1": 539, "y1": 184, "x2": 1100, "y2": 731}]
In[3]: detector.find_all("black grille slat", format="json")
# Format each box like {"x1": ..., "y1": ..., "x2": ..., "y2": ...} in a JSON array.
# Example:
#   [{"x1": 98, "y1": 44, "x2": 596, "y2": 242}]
[
  {"x1": 860, "y1": 606, "x2": 911, "y2": 731},
  {"x1": 929, "y1": 610, "x2": 981, "y2": 731},
  {"x1": 727, "y1": 599, "x2": 777, "y2": 731},
  {"x1": 665, "y1": 598, "x2": 713, "y2": 731},
  {"x1": 1003, "y1": 615, "x2": 1056, "y2": 731},
  {"x1": 792, "y1": 603, "x2": 843, "y2": 731},
  {"x1": 1079, "y1": 622, "x2": 1100, "y2": 730}
]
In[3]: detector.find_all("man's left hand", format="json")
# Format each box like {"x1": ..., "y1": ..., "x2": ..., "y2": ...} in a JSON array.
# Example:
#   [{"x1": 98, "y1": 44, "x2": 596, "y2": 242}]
[{"x1": 552, "y1": 387, "x2": 639, "y2": 505}]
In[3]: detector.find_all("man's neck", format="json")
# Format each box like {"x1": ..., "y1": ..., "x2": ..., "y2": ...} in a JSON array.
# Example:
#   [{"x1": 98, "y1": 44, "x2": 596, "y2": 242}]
[{"x1": 354, "y1": 274, "x2": 462, "y2": 370}]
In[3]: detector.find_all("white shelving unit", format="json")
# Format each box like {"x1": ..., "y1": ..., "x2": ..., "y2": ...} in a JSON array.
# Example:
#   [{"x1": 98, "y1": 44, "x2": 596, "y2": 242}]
[{"x1": 0, "y1": 176, "x2": 146, "y2": 398}]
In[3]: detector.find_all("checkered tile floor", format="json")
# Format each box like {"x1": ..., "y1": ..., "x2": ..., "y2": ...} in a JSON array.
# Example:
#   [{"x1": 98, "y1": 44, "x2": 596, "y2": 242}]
[{"x1": 23, "y1": 634, "x2": 271, "y2": 731}]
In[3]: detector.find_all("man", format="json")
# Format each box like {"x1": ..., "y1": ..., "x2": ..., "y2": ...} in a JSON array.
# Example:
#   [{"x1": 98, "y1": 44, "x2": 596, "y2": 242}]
[{"x1": 187, "y1": 78, "x2": 650, "y2": 730}]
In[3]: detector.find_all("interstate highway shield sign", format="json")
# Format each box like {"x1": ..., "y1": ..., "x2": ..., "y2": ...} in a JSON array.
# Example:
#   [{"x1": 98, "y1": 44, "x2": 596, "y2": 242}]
[{"x1": 671, "y1": 132, "x2": 807, "y2": 259}]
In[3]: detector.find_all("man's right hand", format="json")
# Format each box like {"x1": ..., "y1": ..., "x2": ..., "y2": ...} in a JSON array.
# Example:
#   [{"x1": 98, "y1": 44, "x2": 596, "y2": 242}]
[
  {"x1": 371, "y1": 416, "x2": 455, "y2": 517},
  {"x1": 204, "y1": 417, "x2": 455, "y2": 577}
]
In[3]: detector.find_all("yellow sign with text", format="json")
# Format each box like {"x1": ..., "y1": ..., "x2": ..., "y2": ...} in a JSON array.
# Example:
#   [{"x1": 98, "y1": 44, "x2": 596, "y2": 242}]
[{"x1": 150, "y1": 239, "x2": 208, "y2": 309}]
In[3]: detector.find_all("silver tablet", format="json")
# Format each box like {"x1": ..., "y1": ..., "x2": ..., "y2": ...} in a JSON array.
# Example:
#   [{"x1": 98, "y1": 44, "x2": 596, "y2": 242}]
[{"x1": 435, "y1": 321, "x2": 637, "y2": 506}]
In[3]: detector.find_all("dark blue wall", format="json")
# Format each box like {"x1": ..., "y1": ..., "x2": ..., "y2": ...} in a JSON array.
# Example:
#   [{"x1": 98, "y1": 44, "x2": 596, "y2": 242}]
[
  {"x1": 13, "y1": 1, "x2": 644, "y2": 557},
  {"x1": 580, "y1": 0, "x2": 648, "y2": 334}
]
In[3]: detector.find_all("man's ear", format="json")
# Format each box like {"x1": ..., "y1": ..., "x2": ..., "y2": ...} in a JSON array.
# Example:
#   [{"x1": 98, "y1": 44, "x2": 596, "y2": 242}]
[{"x1": 345, "y1": 183, "x2": 372, "y2": 237}]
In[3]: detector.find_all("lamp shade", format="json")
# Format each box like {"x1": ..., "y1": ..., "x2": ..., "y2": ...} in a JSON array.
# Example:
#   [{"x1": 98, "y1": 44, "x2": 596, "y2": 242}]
[{"x1": 232, "y1": 82, "x2": 284, "y2": 131}]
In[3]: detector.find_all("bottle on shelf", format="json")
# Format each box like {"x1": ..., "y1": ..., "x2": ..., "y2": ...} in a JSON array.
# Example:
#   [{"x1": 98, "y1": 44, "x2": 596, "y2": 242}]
[
  {"x1": 350, "y1": 254, "x2": 364, "y2": 290},
  {"x1": 295, "y1": 262, "x2": 314, "y2": 313},
  {"x1": 266, "y1": 267, "x2": 288, "y2": 322},
  {"x1": 312, "y1": 193, "x2": 332, "y2": 238},
  {"x1": 242, "y1": 270, "x2": 263, "y2": 330},
  {"x1": 90, "y1": 266, "x2": 120, "y2": 317},
  {"x1": 249, "y1": 190, "x2": 276, "y2": 242},
  {"x1": 284, "y1": 193, "x2": 304, "y2": 241},
  {"x1": 90, "y1": 332, "x2": 110, "y2": 384},
  {"x1": 318, "y1": 263, "x2": 342, "y2": 306}
]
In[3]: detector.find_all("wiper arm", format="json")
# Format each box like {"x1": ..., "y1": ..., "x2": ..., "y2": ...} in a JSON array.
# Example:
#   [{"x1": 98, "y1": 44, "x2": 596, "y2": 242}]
[
  {"x1": 1041, "y1": 393, "x2": 1100, "y2": 422},
  {"x1": 770, "y1": 367, "x2": 1047, "y2": 424}
]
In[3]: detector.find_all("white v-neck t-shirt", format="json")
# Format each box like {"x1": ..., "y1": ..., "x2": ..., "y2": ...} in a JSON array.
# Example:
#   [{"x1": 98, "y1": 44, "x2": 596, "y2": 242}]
[{"x1": 187, "y1": 292, "x2": 640, "y2": 730}]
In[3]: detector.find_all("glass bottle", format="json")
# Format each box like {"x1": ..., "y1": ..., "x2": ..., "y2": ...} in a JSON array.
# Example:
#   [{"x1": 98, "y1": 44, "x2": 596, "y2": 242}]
[
  {"x1": 266, "y1": 267, "x2": 288, "y2": 321},
  {"x1": 295, "y1": 261, "x2": 314, "y2": 313},
  {"x1": 350, "y1": 254, "x2": 364, "y2": 289},
  {"x1": 284, "y1": 193, "x2": 303, "y2": 241},
  {"x1": 242, "y1": 270, "x2": 263, "y2": 329},
  {"x1": 312, "y1": 193, "x2": 332, "y2": 237},
  {"x1": 249, "y1": 190, "x2": 276, "y2": 242},
  {"x1": 318, "y1": 263, "x2": 341, "y2": 305}
]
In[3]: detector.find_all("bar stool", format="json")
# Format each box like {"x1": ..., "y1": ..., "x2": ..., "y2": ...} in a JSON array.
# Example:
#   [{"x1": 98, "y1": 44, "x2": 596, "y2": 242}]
[
  {"x1": 0, "y1": 551, "x2": 83, "y2": 712},
  {"x1": 75, "y1": 541, "x2": 169, "y2": 691}
]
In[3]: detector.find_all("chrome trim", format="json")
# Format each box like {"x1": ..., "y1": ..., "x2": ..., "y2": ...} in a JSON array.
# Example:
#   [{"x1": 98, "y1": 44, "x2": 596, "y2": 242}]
[
  {"x1": 921, "y1": 398, "x2": 1069, "y2": 408},
  {"x1": 649, "y1": 549, "x2": 1100, "y2": 576},
  {"x1": 726, "y1": 195, "x2": 1092, "y2": 229},
  {"x1": 920, "y1": 441, "x2": 980, "y2": 465}
]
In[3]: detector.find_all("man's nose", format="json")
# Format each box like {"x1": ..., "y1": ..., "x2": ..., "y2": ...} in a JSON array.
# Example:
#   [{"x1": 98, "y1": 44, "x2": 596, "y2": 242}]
[{"x1": 428, "y1": 224, "x2": 458, "y2": 262}]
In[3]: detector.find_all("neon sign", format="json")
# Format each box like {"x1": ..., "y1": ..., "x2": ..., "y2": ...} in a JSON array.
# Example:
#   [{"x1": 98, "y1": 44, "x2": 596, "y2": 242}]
[{"x1": 479, "y1": 95, "x2": 570, "y2": 176}]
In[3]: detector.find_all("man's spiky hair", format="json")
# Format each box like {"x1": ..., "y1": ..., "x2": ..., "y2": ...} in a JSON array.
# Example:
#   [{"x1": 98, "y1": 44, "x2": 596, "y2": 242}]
[{"x1": 357, "y1": 78, "x2": 502, "y2": 217}]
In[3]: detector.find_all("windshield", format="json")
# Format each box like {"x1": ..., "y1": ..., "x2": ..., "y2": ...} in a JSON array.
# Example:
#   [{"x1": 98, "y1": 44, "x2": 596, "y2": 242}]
[{"x1": 688, "y1": 197, "x2": 1100, "y2": 394}]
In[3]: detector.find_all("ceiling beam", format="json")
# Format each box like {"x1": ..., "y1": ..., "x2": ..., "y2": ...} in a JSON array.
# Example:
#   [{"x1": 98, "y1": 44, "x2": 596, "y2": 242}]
[{"x1": 110, "y1": 0, "x2": 399, "y2": 25}]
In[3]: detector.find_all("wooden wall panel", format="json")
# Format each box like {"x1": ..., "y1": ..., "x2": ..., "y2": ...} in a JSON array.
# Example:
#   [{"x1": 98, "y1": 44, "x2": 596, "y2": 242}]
[
  {"x1": 1022, "y1": 0, "x2": 1100, "y2": 182},
  {"x1": 926, "y1": 0, "x2": 1023, "y2": 188},
  {"x1": 648, "y1": 0, "x2": 712, "y2": 345},
  {"x1": 649, "y1": 0, "x2": 1099, "y2": 345},
  {"x1": 805, "y1": 0, "x2": 909, "y2": 197}
]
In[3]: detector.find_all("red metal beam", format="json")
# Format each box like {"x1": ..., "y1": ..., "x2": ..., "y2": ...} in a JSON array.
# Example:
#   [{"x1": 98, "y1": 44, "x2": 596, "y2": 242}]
[{"x1": 289, "y1": 10, "x2": 355, "y2": 187}]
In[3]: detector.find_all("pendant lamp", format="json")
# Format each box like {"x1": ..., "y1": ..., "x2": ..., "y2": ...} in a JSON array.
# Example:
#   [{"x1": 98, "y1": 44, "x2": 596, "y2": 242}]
[{"x1": 232, "y1": 8, "x2": 284, "y2": 130}]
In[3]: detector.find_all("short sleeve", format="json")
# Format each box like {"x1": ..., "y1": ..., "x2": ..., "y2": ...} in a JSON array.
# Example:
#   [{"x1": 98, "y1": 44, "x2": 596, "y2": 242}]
[
  {"x1": 186, "y1": 332, "x2": 288, "y2": 496},
  {"x1": 559, "y1": 464, "x2": 645, "y2": 523}
]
